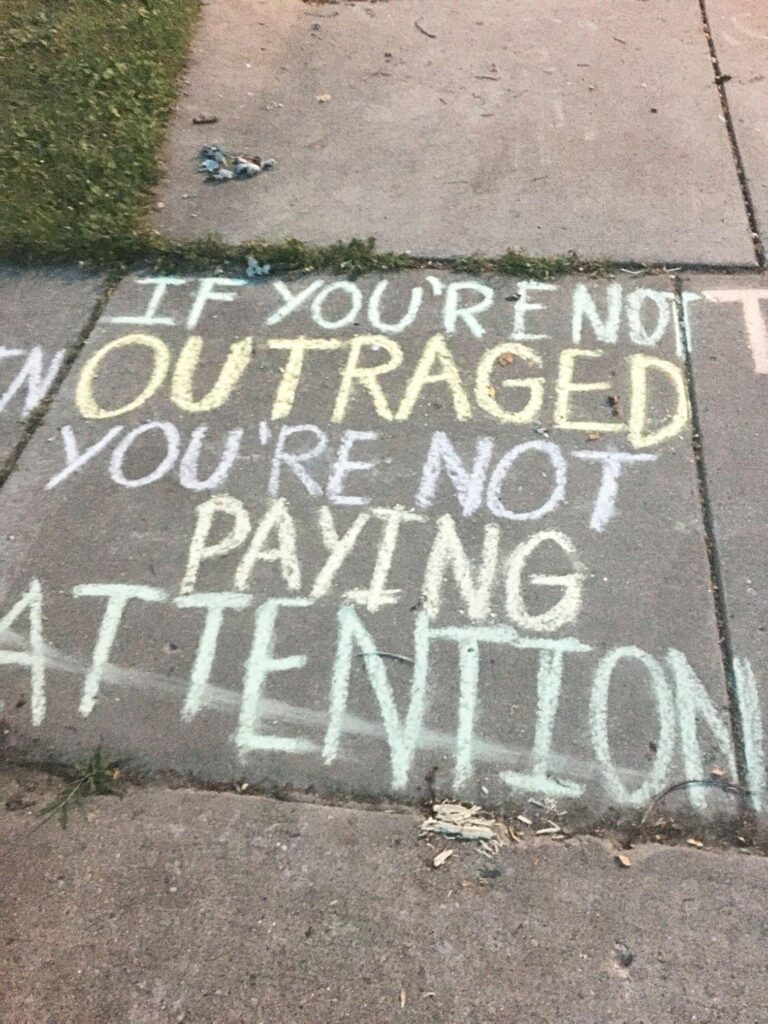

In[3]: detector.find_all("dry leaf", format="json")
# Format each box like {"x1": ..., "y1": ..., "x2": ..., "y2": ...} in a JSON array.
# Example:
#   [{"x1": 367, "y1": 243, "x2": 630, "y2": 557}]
[
  {"x1": 432, "y1": 848, "x2": 454, "y2": 868},
  {"x1": 497, "y1": 353, "x2": 516, "y2": 366},
  {"x1": 710, "y1": 766, "x2": 726, "y2": 779},
  {"x1": 586, "y1": 431, "x2": 602, "y2": 442},
  {"x1": 616, "y1": 853, "x2": 632, "y2": 868},
  {"x1": 687, "y1": 838, "x2": 704, "y2": 849},
  {"x1": 399, "y1": 989, "x2": 407, "y2": 1008}
]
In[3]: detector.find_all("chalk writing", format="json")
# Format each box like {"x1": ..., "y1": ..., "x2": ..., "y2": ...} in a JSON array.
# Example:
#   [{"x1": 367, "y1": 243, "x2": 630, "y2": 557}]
[
  {"x1": 0, "y1": 273, "x2": 755, "y2": 819},
  {"x1": 0, "y1": 576, "x2": 757, "y2": 808}
]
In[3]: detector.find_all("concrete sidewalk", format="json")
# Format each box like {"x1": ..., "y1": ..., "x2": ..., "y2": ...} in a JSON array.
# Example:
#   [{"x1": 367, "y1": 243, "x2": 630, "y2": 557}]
[
  {"x1": 0, "y1": 271, "x2": 737, "y2": 820},
  {"x1": 2, "y1": 765, "x2": 767, "y2": 1024},
  {"x1": 0, "y1": 266, "x2": 767, "y2": 833},
  {"x1": 2, "y1": 2, "x2": 768, "y2": 1019},
  {"x1": 155, "y1": 0, "x2": 766, "y2": 265}
]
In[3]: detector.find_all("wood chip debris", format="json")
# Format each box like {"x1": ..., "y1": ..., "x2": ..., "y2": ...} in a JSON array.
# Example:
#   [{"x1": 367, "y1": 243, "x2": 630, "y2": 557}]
[
  {"x1": 506, "y1": 824, "x2": 523, "y2": 844},
  {"x1": 420, "y1": 802, "x2": 500, "y2": 847},
  {"x1": 615, "y1": 853, "x2": 632, "y2": 868},
  {"x1": 432, "y1": 848, "x2": 454, "y2": 869},
  {"x1": 399, "y1": 989, "x2": 407, "y2": 1008},
  {"x1": 687, "y1": 838, "x2": 704, "y2": 849}
]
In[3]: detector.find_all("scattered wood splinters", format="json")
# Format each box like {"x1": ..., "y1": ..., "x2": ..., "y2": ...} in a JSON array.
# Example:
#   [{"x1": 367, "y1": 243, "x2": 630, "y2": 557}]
[
  {"x1": 421, "y1": 802, "x2": 499, "y2": 844},
  {"x1": 432, "y1": 848, "x2": 454, "y2": 868}
]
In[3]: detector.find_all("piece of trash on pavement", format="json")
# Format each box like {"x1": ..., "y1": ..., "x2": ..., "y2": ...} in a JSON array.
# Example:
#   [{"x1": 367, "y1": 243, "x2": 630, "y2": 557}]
[
  {"x1": 316, "y1": 93, "x2": 332, "y2": 103},
  {"x1": 234, "y1": 156, "x2": 262, "y2": 178},
  {"x1": 246, "y1": 256, "x2": 271, "y2": 278},
  {"x1": 197, "y1": 144, "x2": 275, "y2": 184},
  {"x1": 200, "y1": 143, "x2": 226, "y2": 161},
  {"x1": 431, "y1": 848, "x2": 453, "y2": 869},
  {"x1": 615, "y1": 853, "x2": 632, "y2": 868}
]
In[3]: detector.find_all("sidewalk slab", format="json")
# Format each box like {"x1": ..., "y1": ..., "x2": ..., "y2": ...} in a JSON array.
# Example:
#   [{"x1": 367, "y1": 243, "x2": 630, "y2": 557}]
[
  {"x1": 684, "y1": 274, "x2": 768, "y2": 814},
  {"x1": 707, "y1": 1, "x2": 768, "y2": 250},
  {"x1": 2, "y1": 775, "x2": 768, "y2": 1024},
  {"x1": 0, "y1": 266, "x2": 105, "y2": 470},
  {"x1": 154, "y1": 0, "x2": 754, "y2": 265},
  {"x1": 0, "y1": 272, "x2": 736, "y2": 824}
]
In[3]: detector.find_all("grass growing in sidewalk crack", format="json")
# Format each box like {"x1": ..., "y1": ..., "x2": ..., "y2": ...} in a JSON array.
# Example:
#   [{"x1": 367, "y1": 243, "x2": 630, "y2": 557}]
[{"x1": 37, "y1": 748, "x2": 123, "y2": 829}]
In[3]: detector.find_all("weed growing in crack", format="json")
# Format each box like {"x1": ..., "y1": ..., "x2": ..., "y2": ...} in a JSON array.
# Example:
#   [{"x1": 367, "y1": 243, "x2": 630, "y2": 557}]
[{"x1": 36, "y1": 748, "x2": 123, "y2": 829}]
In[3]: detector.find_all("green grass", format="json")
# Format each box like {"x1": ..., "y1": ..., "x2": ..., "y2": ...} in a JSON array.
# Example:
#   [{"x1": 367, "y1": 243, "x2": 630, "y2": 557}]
[
  {"x1": 36, "y1": 748, "x2": 123, "y2": 829},
  {"x1": 0, "y1": 0, "x2": 614, "y2": 279},
  {"x1": 0, "y1": 0, "x2": 200, "y2": 261}
]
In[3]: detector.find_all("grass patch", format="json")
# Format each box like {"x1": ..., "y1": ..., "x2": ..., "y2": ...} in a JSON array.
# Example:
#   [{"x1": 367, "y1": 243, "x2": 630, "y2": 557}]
[
  {"x1": 0, "y1": 1, "x2": 615, "y2": 279},
  {"x1": 37, "y1": 748, "x2": 123, "y2": 829},
  {"x1": 0, "y1": 0, "x2": 200, "y2": 259},
  {"x1": 5, "y1": 230, "x2": 615, "y2": 280}
]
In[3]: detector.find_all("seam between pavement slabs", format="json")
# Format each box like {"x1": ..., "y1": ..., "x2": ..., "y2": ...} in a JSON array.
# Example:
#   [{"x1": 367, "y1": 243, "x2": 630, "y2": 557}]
[
  {"x1": 674, "y1": 277, "x2": 751, "y2": 806},
  {"x1": 698, "y1": 0, "x2": 766, "y2": 269},
  {"x1": 0, "y1": 271, "x2": 123, "y2": 489},
  {"x1": 1, "y1": 757, "x2": 759, "y2": 852}
]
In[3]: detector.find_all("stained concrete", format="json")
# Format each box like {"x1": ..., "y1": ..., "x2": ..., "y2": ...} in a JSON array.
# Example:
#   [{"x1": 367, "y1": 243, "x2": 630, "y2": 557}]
[
  {"x1": 0, "y1": 266, "x2": 105, "y2": 469},
  {"x1": 0, "y1": 271, "x2": 736, "y2": 824},
  {"x1": 1, "y1": 770, "x2": 767, "y2": 1024},
  {"x1": 684, "y1": 274, "x2": 768, "y2": 814},
  {"x1": 707, "y1": 0, "x2": 768, "y2": 250},
  {"x1": 154, "y1": 0, "x2": 754, "y2": 265}
]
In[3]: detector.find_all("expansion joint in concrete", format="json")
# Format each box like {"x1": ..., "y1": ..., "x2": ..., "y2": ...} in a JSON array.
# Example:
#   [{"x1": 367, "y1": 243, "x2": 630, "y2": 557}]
[
  {"x1": 0, "y1": 272, "x2": 124, "y2": 490},
  {"x1": 674, "y1": 275, "x2": 751, "y2": 806},
  {"x1": 698, "y1": 0, "x2": 765, "y2": 269}
]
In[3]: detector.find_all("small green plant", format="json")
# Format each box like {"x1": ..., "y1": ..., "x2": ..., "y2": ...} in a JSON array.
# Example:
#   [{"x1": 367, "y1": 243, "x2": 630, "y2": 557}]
[{"x1": 37, "y1": 748, "x2": 123, "y2": 829}]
